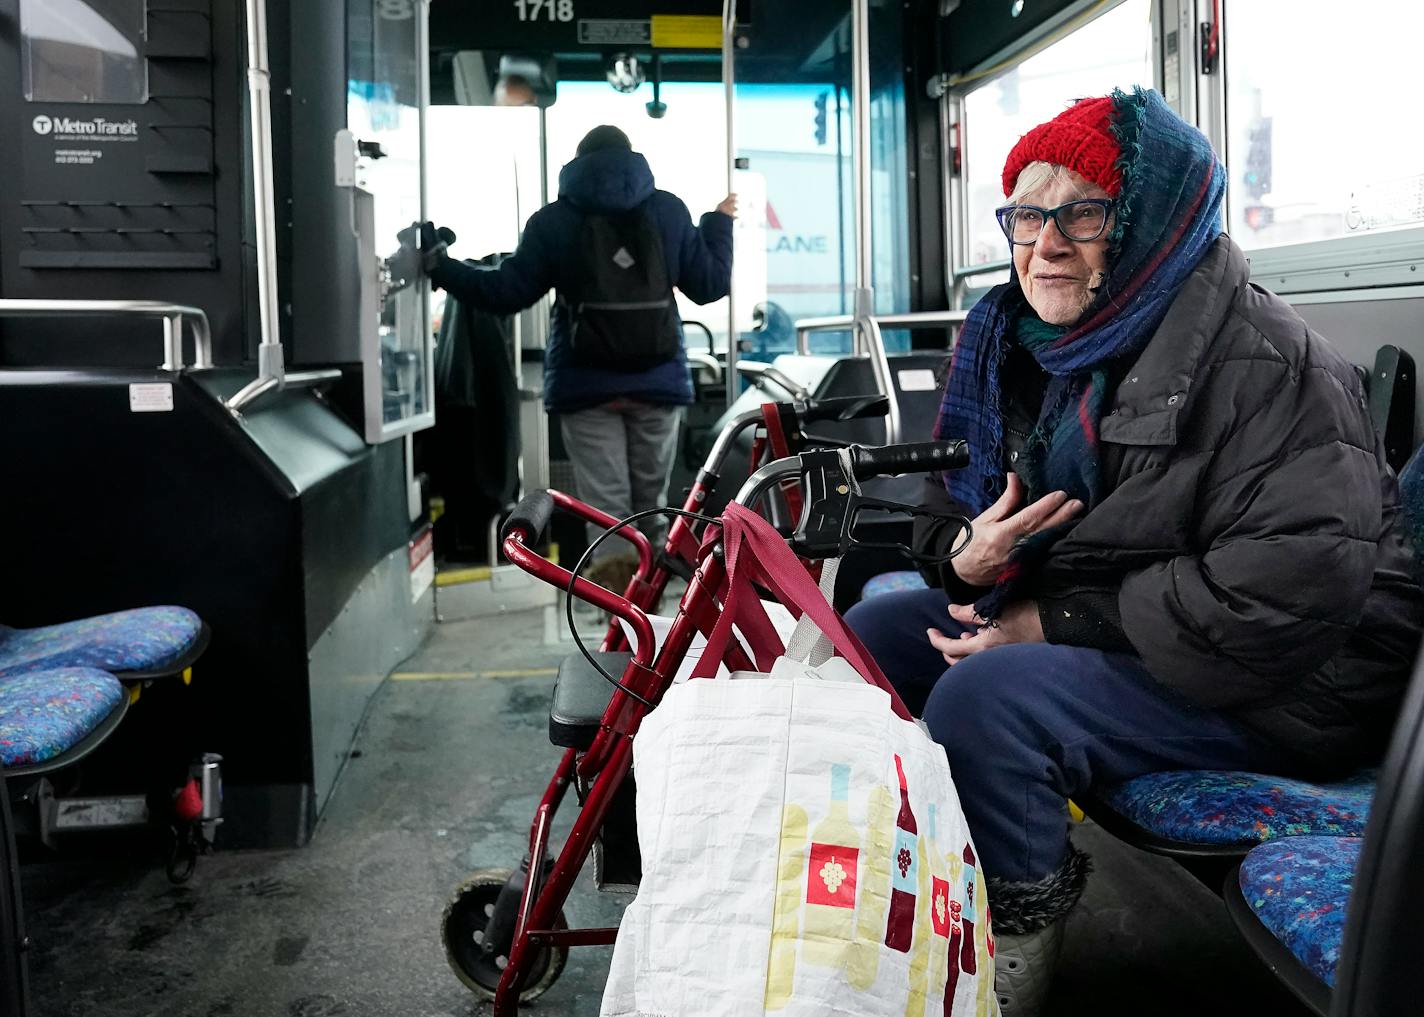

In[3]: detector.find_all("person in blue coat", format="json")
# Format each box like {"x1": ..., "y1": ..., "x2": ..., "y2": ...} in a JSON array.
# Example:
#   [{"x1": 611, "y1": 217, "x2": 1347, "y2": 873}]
[{"x1": 425, "y1": 125, "x2": 735, "y2": 587}]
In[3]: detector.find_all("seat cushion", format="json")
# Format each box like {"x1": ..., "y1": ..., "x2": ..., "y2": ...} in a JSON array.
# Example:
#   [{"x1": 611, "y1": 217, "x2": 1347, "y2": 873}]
[
  {"x1": 1399, "y1": 444, "x2": 1424, "y2": 579},
  {"x1": 551, "y1": 651, "x2": 633, "y2": 749},
  {"x1": 1239, "y1": 834, "x2": 1361, "y2": 987},
  {"x1": 0, "y1": 606, "x2": 202, "y2": 677},
  {"x1": 861, "y1": 570, "x2": 929, "y2": 599},
  {"x1": 0, "y1": 667, "x2": 125, "y2": 768},
  {"x1": 1098, "y1": 768, "x2": 1375, "y2": 846}
]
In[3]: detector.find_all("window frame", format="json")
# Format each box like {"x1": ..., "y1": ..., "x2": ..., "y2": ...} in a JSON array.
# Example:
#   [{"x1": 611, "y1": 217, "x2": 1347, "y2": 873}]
[
  {"x1": 1215, "y1": 0, "x2": 1424, "y2": 295},
  {"x1": 941, "y1": 0, "x2": 1424, "y2": 307},
  {"x1": 943, "y1": 0, "x2": 1154, "y2": 309}
]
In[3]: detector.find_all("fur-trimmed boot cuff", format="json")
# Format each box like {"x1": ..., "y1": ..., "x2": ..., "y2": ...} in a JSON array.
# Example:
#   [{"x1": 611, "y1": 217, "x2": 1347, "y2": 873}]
[{"x1": 986, "y1": 843, "x2": 1091, "y2": 935}]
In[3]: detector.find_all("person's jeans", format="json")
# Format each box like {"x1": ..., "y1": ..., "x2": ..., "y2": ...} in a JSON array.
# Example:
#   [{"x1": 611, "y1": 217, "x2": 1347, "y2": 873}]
[
  {"x1": 560, "y1": 400, "x2": 683, "y2": 560},
  {"x1": 845, "y1": 586, "x2": 1296, "y2": 884}
]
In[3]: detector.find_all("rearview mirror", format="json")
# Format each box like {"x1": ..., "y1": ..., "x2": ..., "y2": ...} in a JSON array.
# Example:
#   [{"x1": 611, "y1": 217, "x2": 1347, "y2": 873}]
[{"x1": 438, "y1": 50, "x2": 557, "y2": 107}]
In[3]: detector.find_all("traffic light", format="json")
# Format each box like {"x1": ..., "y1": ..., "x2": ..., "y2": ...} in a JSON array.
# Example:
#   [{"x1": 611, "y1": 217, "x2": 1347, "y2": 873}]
[
  {"x1": 1243, "y1": 117, "x2": 1272, "y2": 200},
  {"x1": 1243, "y1": 205, "x2": 1274, "y2": 231},
  {"x1": 813, "y1": 91, "x2": 828, "y2": 146}
]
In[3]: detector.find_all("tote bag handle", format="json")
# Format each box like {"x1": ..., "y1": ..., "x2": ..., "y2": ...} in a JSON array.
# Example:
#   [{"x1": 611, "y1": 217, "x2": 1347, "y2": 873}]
[{"x1": 690, "y1": 503, "x2": 913, "y2": 721}]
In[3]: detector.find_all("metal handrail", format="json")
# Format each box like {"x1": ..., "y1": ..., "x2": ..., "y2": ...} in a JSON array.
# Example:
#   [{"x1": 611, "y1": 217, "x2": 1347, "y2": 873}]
[
  {"x1": 794, "y1": 309, "x2": 969, "y2": 355},
  {"x1": 859, "y1": 317, "x2": 900, "y2": 443},
  {"x1": 686, "y1": 350, "x2": 721, "y2": 382},
  {"x1": 244, "y1": 0, "x2": 284, "y2": 389},
  {"x1": 0, "y1": 299, "x2": 214, "y2": 370},
  {"x1": 225, "y1": 367, "x2": 343, "y2": 417},
  {"x1": 721, "y1": 0, "x2": 739, "y2": 410},
  {"x1": 736, "y1": 360, "x2": 809, "y2": 401},
  {"x1": 952, "y1": 258, "x2": 1012, "y2": 280}
]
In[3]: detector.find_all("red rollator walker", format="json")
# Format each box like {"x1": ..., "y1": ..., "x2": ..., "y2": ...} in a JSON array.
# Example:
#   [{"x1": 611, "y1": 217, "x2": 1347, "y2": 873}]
[{"x1": 439, "y1": 394, "x2": 970, "y2": 1015}]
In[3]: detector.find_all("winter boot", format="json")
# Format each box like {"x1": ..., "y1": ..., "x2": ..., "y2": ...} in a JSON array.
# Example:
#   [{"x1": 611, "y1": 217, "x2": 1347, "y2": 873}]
[
  {"x1": 986, "y1": 844, "x2": 1090, "y2": 1017},
  {"x1": 993, "y1": 918, "x2": 1066, "y2": 1017}
]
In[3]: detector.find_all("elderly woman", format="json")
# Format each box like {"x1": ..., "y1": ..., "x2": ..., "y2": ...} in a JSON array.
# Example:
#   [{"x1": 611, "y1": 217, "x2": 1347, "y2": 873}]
[{"x1": 846, "y1": 88, "x2": 1422, "y2": 1013}]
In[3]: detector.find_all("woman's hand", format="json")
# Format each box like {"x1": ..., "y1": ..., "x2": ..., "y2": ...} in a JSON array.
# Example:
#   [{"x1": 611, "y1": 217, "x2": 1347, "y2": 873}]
[
  {"x1": 716, "y1": 193, "x2": 739, "y2": 217},
  {"x1": 927, "y1": 600, "x2": 1044, "y2": 665},
  {"x1": 952, "y1": 473, "x2": 1084, "y2": 586}
]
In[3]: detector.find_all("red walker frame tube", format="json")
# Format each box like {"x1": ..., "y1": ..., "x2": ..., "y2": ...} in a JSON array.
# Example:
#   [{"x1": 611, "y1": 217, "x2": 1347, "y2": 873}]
[{"x1": 491, "y1": 524, "x2": 738, "y2": 1015}]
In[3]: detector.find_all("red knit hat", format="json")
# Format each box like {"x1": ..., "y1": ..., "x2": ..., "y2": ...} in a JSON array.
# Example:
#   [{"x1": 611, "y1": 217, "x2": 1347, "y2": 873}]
[{"x1": 1001, "y1": 96, "x2": 1123, "y2": 198}]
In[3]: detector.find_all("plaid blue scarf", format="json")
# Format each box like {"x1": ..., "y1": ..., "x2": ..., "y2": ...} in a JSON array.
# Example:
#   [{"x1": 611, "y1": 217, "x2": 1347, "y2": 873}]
[{"x1": 933, "y1": 87, "x2": 1226, "y2": 617}]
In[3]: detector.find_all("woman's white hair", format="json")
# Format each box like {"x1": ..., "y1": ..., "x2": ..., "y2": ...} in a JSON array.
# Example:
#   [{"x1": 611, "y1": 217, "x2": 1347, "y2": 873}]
[{"x1": 1006, "y1": 160, "x2": 1094, "y2": 205}]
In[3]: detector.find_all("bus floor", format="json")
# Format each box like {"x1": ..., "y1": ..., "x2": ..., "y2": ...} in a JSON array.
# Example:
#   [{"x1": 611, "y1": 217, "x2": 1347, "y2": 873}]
[{"x1": 20, "y1": 601, "x2": 1312, "y2": 1017}]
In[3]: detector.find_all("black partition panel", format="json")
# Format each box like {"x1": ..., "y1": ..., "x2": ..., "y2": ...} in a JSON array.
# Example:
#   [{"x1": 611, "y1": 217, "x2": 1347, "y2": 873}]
[
  {"x1": 0, "y1": 0, "x2": 253, "y2": 369},
  {"x1": 0, "y1": 370, "x2": 407, "y2": 848}
]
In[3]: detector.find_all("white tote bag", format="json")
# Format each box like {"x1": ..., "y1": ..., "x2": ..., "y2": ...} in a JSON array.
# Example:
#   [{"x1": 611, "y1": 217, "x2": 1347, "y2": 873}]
[{"x1": 600, "y1": 504, "x2": 998, "y2": 1017}]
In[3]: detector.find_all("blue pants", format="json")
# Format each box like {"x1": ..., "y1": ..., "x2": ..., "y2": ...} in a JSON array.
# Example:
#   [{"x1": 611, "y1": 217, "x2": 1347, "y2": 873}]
[{"x1": 844, "y1": 587, "x2": 1295, "y2": 885}]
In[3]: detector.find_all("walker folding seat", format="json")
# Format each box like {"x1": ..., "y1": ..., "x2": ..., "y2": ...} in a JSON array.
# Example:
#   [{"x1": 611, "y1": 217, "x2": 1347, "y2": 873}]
[{"x1": 0, "y1": 606, "x2": 207, "y2": 685}]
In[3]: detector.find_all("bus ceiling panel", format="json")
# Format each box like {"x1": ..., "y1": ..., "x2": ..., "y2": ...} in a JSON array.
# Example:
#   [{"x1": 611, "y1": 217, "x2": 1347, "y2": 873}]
[
  {"x1": 938, "y1": 0, "x2": 1080, "y2": 78},
  {"x1": 429, "y1": 0, "x2": 855, "y2": 87},
  {"x1": 430, "y1": 0, "x2": 752, "y2": 54}
]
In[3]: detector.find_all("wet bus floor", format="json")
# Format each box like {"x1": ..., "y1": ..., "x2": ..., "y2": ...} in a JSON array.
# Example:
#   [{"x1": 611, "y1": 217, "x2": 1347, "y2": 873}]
[{"x1": 22, "y1": 603, "x2": 1310, "y2": 1017}]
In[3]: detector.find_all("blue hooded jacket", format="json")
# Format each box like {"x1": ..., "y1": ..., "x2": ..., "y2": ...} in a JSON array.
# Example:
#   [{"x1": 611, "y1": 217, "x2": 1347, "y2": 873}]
[{"x1": 430, "y1": 148, "x2": 734, "y2": 414}]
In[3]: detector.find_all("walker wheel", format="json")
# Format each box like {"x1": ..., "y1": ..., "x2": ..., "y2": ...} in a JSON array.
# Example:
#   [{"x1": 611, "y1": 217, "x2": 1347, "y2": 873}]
[{"x1": 441, "y1": 867, "x2": 568, "y2": 1002}]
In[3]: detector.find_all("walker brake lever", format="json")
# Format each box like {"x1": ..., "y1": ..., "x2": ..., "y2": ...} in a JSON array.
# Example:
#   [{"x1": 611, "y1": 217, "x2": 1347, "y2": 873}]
[{"x1": 789, "y1": 449, "x2": 972, "y2": 561}]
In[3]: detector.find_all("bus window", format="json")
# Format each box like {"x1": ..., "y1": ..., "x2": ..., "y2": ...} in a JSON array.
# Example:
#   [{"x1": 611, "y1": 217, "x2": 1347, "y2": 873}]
[
  {"x1": 1226, "y1": 1, "x2": 1424, "y2": 250},
  {"x1": 958, "y1": 0, "x2": 1153, "y2": 272},
  {"x1": 425, "y1": 104, "x2": 543, "y2": 262}
]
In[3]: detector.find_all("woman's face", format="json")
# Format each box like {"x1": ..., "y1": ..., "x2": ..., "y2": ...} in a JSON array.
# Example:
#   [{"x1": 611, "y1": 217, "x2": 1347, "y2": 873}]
[{"x1": 1010, "y1": 168, "x2": 1113, "y2": 326}]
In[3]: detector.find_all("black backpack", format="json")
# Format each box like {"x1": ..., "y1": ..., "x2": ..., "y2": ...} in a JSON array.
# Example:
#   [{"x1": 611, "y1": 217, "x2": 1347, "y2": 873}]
[{"x1": 563, "y1": 205, "x2": 681, "y2": 372}]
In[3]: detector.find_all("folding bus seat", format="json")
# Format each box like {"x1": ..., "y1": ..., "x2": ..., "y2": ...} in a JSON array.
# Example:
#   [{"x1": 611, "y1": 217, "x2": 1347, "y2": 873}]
[
  {"x1": 860, "y1": 569, "x2": 929, "y2": 600},
  {"x1": 1082, "y1": 347, "x2": 1420, "y2": 868},
  {"x1": 1224, "y1": 834, "x2": 1359, "y2": 1017},
  {"x1": 0, "y1": 606, "x2": 208, "y2": 693},
  {"x1": 0, "y1": 667, "x2": 127, "y2": 772},
  {"x1": 0, "y1": 665, "x2": 130, "y2": 1016}
]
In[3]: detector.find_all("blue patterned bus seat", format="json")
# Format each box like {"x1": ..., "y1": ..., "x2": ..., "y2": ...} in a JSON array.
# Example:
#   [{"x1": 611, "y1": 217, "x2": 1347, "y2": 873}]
[
  {"x1": 0, "y1": 667, "x2": 125, "y2": 768},
  {"x1": 861, "y1": 570, "x2": 929, "y2": 599},
  {"x1": 1098, "y1": 768, "x2": 1375, "y2": 846},
  {"x1": 0, "y1": 606, "x2": 202, "y2": 678},
  {"x1": 1237, "y1": 834, "x2": 1361, "y2": 987}
]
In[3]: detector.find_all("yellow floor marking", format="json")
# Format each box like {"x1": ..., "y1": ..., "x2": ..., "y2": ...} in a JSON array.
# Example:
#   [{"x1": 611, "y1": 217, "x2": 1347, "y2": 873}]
[
  {"x1": 435, "y1": 566, "x2": 491, "y2": 586},
  {"x1": 434, "y1": 545, "x2": 560, "y2": 587},
  {"x1": 392, "y1": 668, "x2": 558, "y2": 681}
]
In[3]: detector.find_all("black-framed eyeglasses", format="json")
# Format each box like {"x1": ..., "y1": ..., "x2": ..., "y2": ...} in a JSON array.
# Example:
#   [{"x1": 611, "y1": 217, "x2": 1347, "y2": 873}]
[{"x1": 995, "y1": 199, "x2": 1115, "y2": 245}]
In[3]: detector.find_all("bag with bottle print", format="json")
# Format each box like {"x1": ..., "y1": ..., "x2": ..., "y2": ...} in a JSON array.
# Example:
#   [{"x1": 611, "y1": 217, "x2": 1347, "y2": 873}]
[{"x1": 600, "y1": 503, "x2": 998, "y2": 1017}]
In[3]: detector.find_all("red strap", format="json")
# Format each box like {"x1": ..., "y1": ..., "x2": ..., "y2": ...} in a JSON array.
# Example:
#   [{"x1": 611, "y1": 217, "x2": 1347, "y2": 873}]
[
  {"x1": 760, "y1": 403, "x2": 804, "y2": 520},
  {"x1": 690, "y1": 522, "x2": 766, "y2": 678},
  {"x1": 688, "y1": 505, "x2": 912, "y2": 721}
]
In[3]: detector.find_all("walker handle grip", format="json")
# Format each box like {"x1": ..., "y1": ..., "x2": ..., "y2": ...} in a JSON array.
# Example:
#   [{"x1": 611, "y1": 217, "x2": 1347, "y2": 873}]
[
  {"x1": 849, "y1": 440, "x2": 969, "y2": 480},
  {"x1": 503, "y1": 490, "x2": 555, "y2": 544}
]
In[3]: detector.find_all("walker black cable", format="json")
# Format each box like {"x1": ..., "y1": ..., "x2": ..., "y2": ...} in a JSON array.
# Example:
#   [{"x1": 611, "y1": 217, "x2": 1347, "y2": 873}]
[
  {"x1": 565, "y1": 503, "x2": 971, "y2": 703},
  {"x1": 565, "y1": 506, "x2": 718, "y2": 707}
]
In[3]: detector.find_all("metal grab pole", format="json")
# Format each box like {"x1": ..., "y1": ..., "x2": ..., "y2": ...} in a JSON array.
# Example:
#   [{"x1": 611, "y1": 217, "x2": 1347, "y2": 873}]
[
  {"x1": 722, "y1": 0, "x2": 738, "y2": 409},
  {"x1": 848, "y1": 0, "x2": 900, "y2": 442},
  {"x1": 851, "y1": 0, "x2": 873, "y2": 314},
  {"x1": 243, "y1": 0, "x2": 284, "y2": 386}
]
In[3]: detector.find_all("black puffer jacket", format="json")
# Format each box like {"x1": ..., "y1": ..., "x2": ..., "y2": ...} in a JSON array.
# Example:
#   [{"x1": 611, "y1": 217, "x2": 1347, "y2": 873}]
[{"x1": 917, "y1": 236, "x2": 1423, "y2": 767}]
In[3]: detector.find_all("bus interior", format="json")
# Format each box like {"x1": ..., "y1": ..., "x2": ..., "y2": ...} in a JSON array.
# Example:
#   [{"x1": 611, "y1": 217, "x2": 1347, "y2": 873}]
[{"x1": 1, "y1": 1, "x2": 1421, "y2": 1015}]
